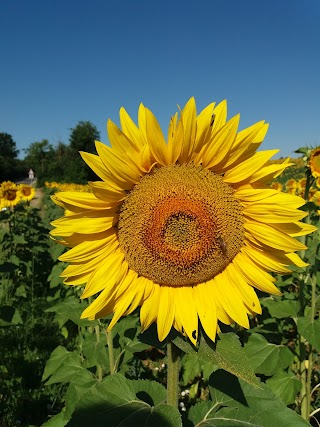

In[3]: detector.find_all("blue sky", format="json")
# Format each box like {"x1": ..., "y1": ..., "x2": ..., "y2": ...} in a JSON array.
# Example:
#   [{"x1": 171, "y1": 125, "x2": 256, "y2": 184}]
[{"x1": 0, "y1": 0, "x2": 319, "y2": 159}]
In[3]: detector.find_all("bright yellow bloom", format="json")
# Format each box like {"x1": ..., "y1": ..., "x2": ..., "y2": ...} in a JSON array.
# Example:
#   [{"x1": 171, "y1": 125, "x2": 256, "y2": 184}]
[
  {"x1": 18, "y1": 184, "x2": 36, "y2": 202},
  {"x1": 0, "y1": 181, "x2": 21, "y2": 208},
  {"x1": 51, "y1": 98, "x2": 316, "y2": 344},
  {"x1": 309, "y1": 147, "x2": 320, "y2": 178},
  {"x1": 285, "y1": 178, "x2": 298, "y2": 195},
  {"x1": 270, "y1": 181, "x2": 283, "y2": 192}
]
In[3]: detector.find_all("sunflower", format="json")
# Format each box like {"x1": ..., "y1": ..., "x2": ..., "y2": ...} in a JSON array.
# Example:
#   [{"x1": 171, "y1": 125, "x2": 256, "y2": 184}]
[
  {"x1": 0, "y1": 181, "x2": 21, "y2": 208},
  {"x1": 51, "y1": 98, "x2": 315, "y2": 344},
  {"x1": 270, "y1": 181, "x2": 283, "y2": 192},
  {"x1": 309, "y1": 147, "x2": 320, "y2": 178},
  {"x1": 285, "y1": 178, "x2": 298, "y2": 195},
  {"x1": 19, "y1": 184, "x2": 36, "y2": 202}
]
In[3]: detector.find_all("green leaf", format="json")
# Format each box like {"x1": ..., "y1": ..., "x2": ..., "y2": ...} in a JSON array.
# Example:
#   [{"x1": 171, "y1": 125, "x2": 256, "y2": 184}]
[
  {"x1": 181, "y1": 353, "x2": 216, "y2": 386},
  {"x1": 46, "y1": 297, "x2": 95, "y2": 327},
  {"x1": 15, "y1": 284, "x2": 27, "y2": 298},
  {"x1": 262, "y1": 298, "x2": 300, "y2": 318},
  {"x1": 42, "y1": 411, "x2": 68, "y2": 427},
  {"x1": 42, "y1": 345, "x2": 93, "y2": 385},
  {"x1": 181, "y1": 354, "x2": 203, "y2": 386},
  {"x1": 131, "y1": 379, "x2": 167, "y2": 406},
  {"x1": 297, "y1": 317, "x2": 320, "y2": 352},
  {"x1": 82, "y1": 333, "x2": 110, "y2": 371},
  {"x1": 174, "y1": 332, "x2": 258, "y2": 387},
  {"x1": 0, "y1": 305, "x2": 23, "y2": 326},
  {"x1": 244, "y1": 333, "x2": 294, "y2": 376},
  {"x1": 198, "y1": 333, "x2": 259, "y2": 387},
  {"x1": 187, "y1": 370, "x2": 309, "y2": 426},
  {"x1": 13, "y1": 234, "x2": 27, "y2": 244},
  {"x1": 66, "y1": 374, "x2": 181, "y2": 427},
  {"x1": 266, "y1": 370, "x2": 302, "y2": 405},
  {"x1": 48, "y1": 263, "x2": 67, "y2": 288}
]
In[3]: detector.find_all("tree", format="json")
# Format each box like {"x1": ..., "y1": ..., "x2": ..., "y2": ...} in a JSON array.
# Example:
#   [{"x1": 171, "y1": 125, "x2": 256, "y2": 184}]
[
  {"x1": 67, "y1": 121, "x2": 100, "y2": 183},
  {"x1": 69, "y1": 121, "x2": 100, "y2": 153},
  {"x1": 0, "y1": 133, "x2": 22, "y2": 181},
  {"x1": 0, "y1": 133, "x2": 19, "y2": 159}
]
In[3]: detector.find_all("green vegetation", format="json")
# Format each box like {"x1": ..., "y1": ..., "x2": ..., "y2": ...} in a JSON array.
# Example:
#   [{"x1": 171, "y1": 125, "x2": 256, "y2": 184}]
[{"x1": 1, "y1": 152, "x2": 320, "y2": 426}]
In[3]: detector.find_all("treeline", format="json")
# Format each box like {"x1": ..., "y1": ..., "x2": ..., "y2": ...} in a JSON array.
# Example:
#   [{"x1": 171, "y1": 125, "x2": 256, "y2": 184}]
[{"x1": 0, "y1": 121, "x2": 101, "y2": 186}]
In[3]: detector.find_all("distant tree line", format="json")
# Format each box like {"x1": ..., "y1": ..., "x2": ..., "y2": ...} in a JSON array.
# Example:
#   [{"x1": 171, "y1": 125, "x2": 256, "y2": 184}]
[{"x1": 0, "y1": 121, "x2": 100, "y2": 186}]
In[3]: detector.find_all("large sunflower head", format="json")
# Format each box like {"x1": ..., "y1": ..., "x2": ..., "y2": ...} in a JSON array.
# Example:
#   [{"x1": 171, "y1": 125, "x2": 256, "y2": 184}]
[
  {"x1": 51, "y1": 98, "x2": 316, "y2": 344},
  {"x1": 0, "y1": 181, "x2": 21, "y2": 208}
]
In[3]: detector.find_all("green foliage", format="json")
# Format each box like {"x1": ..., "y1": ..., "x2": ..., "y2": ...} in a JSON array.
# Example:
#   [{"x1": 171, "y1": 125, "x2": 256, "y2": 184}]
[
  {"x1": 188, "y1": 370, "x2": 310, "y2": 426},
  {"x1": 0, "y1": 132, "x2": 27, "y2": 181},
  {"x1": 2, "y1": 154, "x2": 320, "y2": 426}
]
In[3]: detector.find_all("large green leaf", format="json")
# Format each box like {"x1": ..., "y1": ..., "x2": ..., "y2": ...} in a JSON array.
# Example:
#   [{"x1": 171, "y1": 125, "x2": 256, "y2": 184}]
[
  {"x1": 42, "y1": 412, "x2": 67, "y2": 427},
  {"x1": 188, "y1": 370, "x2": 309, "y2": 426},
  {"x1": 82, "y1": 333, "x2": 110, "y2": 371},
  {"x1": 244, "y1": 333, "x2": 294, "y2": 376},
  {"x1": 42, "y1": 345, "x2": 93, "y2": 385},
  {"x1": 174, "y1": 332, "x2": 258, "y2": 387},
  {"x1": 198, "y1": 333, "x2": 259, "y2": 386},
  {"x1": 266, "y1": 370, "x2": 302, "y2": 405},
  {"x1": 297, "y1": 317, "x2": 320, "y2": 352},
  {"x1": 261, "y1": 298, "x2": 300, "y2": 318},
  {"x1": 46, "y1": 297, "x2": 95, "y2": 327},
  {"x1": 66, "y1": 374, "x2": 181, "y2": 427}
]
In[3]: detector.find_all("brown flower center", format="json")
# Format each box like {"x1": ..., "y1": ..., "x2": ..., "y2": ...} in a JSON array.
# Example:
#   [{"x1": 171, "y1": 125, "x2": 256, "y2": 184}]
[{"x1": 118, "y1": 164, "x2": 244, "y2": 286}]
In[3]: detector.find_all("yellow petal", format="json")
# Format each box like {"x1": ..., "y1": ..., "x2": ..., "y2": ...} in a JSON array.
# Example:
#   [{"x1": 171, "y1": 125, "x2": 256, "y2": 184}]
[
  {"x1": 95, "y1": 141, "x2": 141, "y2": 189},
  {"x1": 244, "y1": 220, "x2": 307, "y2": 252},
  {"x1": 202, "y1": 114, "x2": 240, "y2": 169},
  {"x1": 58, "y1": 231, "x2": 117, "y2": 263},
  {"x1": 213, "y1": 271, "x2": 249, "y2": 329},
  {"x1": 194, "y1": 102, "x2": 215, "y2": 153},
  {"x1": 50, "y1": 209, "x2": 118, "y2": 236},
  {"x1": 145, "y1": 108, "x2": 169, "y2": 166},
  {"x1": 175, "y1": 287, "x2": 198, "y2": 345},
  {"x1": 223, "y1": 150, "x2": 279, "y2": 184},
  {"x1": 89, "y1": 181, "x2": 126, "y2": 205},
  {"x1": 81, "y1": 251, "x2": 125, "y2": 298},
  {"x1": 233, "y1": 253, "x2": 281, "y2": 295},
  {"x1": 157, "y1": 286, "x2": 175, "y2": 341},
  {"x1": 120, "y1": 107, "x2": 144, "y2": 150},
  {"x1": 193, "y1": 282, "x2": 217, "y2": 342},
  {"x1": 179, "y1": 97, "x2": 197, "y2": 163},
  {"x1": 140, "y1": 284, "x2": 160, "y2": 331}
]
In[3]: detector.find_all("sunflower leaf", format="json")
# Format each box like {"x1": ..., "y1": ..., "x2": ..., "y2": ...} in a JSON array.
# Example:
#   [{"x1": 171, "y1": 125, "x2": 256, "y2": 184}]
[
  {"x1": 244, "y1": 333, "x2": 294, "y2": 376},
  {"x1": 66, "y1": 373, "x2": 182, "y2": 427},
  {"x1": 187, "y1": 370, "x2": 309, "y2": 426},
  {"x1": 198, "y1": 332, "x2": 259, "y2": 387},
  {"x1": 297, "y1": 317, "x2": 320, "y2": 352},
  {"x1": 266, "y1": 369, "x2": 302, "y2": 405},
  {"x1": 261, "y1": 297, "x2": 300, "y2": 318}
]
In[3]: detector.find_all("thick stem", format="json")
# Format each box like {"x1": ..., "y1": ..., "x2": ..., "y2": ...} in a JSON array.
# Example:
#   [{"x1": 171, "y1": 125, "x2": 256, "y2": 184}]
[
  {"x1": 107, "y1": 329, "x2": 115, "y2": 375},
  {"x1": 95, "y1": 324, "x2": 103, "y2": 381},
  {"x1": 167, "y1": 341, "x2": 180, "y2": 408}
]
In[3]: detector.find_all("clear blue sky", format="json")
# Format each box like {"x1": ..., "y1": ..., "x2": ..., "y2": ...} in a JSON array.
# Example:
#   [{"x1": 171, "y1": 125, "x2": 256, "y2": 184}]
[{"x1": 1, "y1": 0, "x2": 319, "y2": 159}]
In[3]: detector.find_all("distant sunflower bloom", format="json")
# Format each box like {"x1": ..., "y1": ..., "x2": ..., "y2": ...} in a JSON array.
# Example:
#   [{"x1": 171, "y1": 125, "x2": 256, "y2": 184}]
[
  {"x1": 51, "y1": 98, "x2": 315, "y2": 344},
  {"x1": 309, "y1": 147, "x2": 320, "y2": 178},
  {"x1": 286, "y1": 178, "x2": 298, "y2": 195},
  {"x1": 270, "y1": 181, "x2": 283, "y2": 192},
  {"x1": 0, "y1": 181, "x2": 21, "y2": 208},
  {"x1": 19, "y1": 184, "x2": 35, "y2": 202}
]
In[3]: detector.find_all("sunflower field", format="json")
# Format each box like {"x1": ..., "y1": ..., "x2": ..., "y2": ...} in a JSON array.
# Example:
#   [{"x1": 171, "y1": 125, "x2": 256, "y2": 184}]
[{"x1": 1, "y1": 100, "x2": 320, "y2": 427}]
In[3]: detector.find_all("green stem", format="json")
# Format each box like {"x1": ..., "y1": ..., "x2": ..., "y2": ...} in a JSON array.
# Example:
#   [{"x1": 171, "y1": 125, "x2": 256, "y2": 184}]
[
  {"x1": 107, "y1": 329, "x2": 115, "y2": 375},
  {"x1": 95, "y1": 324, "x2": 103, "y2": 381},
  {"x1": 166, "y1": 341, "x2": 180, "y2": 408}
]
